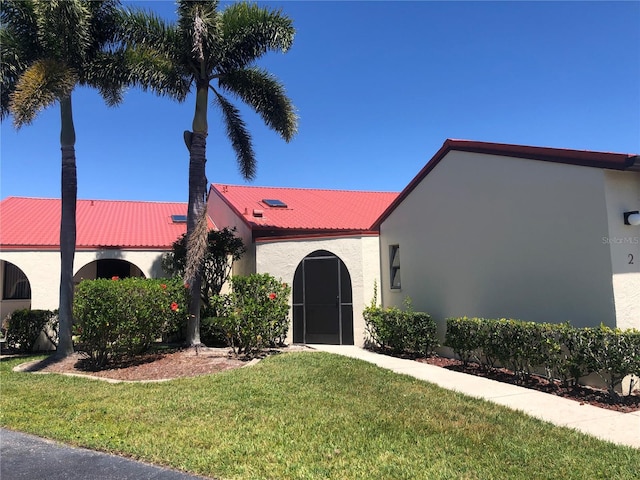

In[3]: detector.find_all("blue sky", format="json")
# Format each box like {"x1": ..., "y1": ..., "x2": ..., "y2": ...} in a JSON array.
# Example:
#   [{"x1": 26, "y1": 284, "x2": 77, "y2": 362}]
[{"x1": 1, "y1": 1, "x2": 639, "y2": 202}]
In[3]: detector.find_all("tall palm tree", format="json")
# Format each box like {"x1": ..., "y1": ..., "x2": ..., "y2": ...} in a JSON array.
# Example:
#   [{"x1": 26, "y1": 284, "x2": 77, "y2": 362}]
[
  {"x1": 1, "y1": 0, "x2": 130, "y2": 357},
  {"x1": 120, "y1": 0, "x2": 298, "y2": 346}
]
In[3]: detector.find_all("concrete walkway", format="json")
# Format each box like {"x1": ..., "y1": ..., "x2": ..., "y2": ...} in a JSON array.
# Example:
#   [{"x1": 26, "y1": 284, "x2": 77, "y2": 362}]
[{"x1": 311, "y1": 344, "x2": 640, "y2": 449}]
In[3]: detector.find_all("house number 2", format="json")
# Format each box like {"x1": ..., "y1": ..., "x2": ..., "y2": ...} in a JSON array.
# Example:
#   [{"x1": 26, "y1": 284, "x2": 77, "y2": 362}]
[{"x1": 630, "y1": 254, "x2": 635, "y2": 265}]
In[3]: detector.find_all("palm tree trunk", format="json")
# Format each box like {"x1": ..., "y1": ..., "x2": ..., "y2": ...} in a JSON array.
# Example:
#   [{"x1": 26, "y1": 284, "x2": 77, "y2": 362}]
[
  {"x1": 56, "y1": 95, "x2": 76, "y2": 357},
  {"x1": 185, "y1": 82, "x2": 209, "y2": 347}
]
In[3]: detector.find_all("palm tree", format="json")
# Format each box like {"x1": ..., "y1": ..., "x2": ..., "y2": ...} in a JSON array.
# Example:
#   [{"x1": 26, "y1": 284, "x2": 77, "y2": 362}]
[
  {"x1": 120, "y1": 0, "x2": 298, "y2": 346},
  {"x1": 0, "y1": 0, "x2": 130, "y2": 357}
]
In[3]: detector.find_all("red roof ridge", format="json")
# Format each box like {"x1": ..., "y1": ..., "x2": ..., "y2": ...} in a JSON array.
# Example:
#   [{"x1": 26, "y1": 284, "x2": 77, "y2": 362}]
[
  {"x1": 211, "y1": 183, "x2": 398, "y2": 195},
  {"x1": 372, "y1": 138, "x2": 640, "y2": 228}
]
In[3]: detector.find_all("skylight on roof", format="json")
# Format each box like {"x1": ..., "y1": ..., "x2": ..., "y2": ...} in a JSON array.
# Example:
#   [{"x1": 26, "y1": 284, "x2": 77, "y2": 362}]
[
  {"x1": 171, "y1": 214, "x2": 187, "y2": 223},
  {"x1": 262, "y1": 199, "x2": 287, "y2": 208}
]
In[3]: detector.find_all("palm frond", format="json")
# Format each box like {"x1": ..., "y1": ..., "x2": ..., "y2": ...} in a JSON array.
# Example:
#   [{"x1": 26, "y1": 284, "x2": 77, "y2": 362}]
[
  {"x1": 85, "y1": 0, "x2": 121, "y2": 53},
  {"x1": 217, "y1": 2, "x2": 294, "y2": 71},
  {"x1": 0, "y1": 0, "x2": 38, "y2": 39},
  {"x1": 0, "y1": 29, "x2": 23, "y2": 120},
  {"x1": 33, "y1": 0, "x2": 92, "y2": 67},
  {"x1": 117, "y1": 6, "x2": 177, "y2": 53},
  {"x1": 213, "y1": 89, "x2": 256, "y2": 180},
  {"x1": 115, "y1": 6, "x2": 191, "y2": 100},
  {"x1": 10, "y1": 59, "x2": 76, "y2": 128},
  {"x1": 218, "y1": 67, "x2": 297, "y2": 142},
  {"x1": 176, "y1": 0, "x2": 221, "y2": 78},
  {"x1": 124, "y1": 45, "x2": 192, "y2": 101},
  {"x1": 1, "y1": 0, "x2": 40, "y2": 120},
  {"x1": 85, "y1": 51, "x2": 125, "y2": 107}
]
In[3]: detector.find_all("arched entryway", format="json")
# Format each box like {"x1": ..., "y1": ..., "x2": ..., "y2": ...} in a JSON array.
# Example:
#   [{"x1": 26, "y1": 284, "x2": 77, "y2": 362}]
[
  {"x1": 74, "y1": 259, "x2": 145, "y2": 283},
  {"x1": 292, "y1": 250, "x2": 353, "y2": 345},
  {"x1": 0, "y1": 260, "x2": 32, "y2": 321}
]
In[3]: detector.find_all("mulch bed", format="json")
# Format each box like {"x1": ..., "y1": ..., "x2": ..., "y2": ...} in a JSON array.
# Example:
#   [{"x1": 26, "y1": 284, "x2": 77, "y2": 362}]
[
  {"x1": 8, "y1": 346, "x2": 640, "y2": 412},
  {"x1": 417, "y1": 354, "x2": 640, "y2": 413}
]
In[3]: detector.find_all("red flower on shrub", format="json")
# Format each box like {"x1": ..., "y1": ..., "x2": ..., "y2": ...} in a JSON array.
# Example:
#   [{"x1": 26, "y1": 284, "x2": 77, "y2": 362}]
[
  {"x1": 161, "y1": 284, "x2": 167, "y2": 290},
  {"x1": 111, "y1": 276, "x2": 119, "y2": 281},
  {"x1": 184, "y1": 283, "x2": 190, "y2": 289},
  {"x1": 268, "y1": 292, "x2": 276, "y2": 300},
  {"x1": 171, "y1": 302, "x2": 179, "y2": 311}
]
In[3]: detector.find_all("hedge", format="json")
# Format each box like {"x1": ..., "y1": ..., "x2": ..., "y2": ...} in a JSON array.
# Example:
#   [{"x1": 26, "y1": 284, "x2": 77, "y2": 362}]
[
  {"x1": 364, "y1": 298, "x2": 438, "y2": 357},
  {"x1": 445, "y1": 317, "x2": 640, "y2": 397},
  {"x1": 73, "y1": 277, "x2": 189, "y2": 367},
  {"x1": 3, "y1": 309, "x2": 58, "y2": 352}
]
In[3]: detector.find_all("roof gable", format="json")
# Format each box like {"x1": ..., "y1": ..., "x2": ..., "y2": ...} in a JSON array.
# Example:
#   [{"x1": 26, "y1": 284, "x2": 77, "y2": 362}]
[
  {"x1": 373, "y1": 139, "x2": 640, "y2": 228},
  {"x1": 0, "y1": 197, "x2": 209, "y2": 249},
  {"x1": 210, "y1": 184, "x2": 398, "y2": 234}
]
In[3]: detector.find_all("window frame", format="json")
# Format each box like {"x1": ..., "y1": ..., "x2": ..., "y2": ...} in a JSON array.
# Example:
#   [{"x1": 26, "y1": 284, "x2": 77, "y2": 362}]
[{"x1": 389, "y1": 244, "x2": 401, "y2": 290}]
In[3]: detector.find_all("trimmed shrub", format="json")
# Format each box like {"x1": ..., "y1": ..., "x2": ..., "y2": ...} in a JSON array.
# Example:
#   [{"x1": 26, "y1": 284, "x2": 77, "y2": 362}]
[
  {"x1": 444, "y1": 317, "x2": 484, "y2": 367},
  {"x1": 364, "y1": 297, "x2": 438, "y2": 357},
  {"x1": 4, "y1": 309, "x2": 58, "y2": 352},
  {"x1": 214, "y1": 274, "x2": 291, "y2": 355},
  {"x1": 73, "y1": 277, "x2": 189, "y2": 367},
  {"x1": 580, "y1": 325, "x2": 640, "y2": 397},
  {"x1": 445, "y1": 317, "x2": 640, "y2": 394}
]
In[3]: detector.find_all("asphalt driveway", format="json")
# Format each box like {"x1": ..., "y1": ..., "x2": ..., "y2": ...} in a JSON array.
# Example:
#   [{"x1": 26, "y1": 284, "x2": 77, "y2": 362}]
[{"x1": 0, "y1": 429, "x2": 214, "y2": 480}]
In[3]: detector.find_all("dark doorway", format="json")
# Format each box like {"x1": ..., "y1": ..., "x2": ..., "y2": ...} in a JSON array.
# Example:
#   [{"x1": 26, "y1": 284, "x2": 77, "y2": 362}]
[
  {"x1": 96, "y1": 259, "x2": 137, "y2": 279},
  {"x1": 293, "y1": 250, "x2": 353, "y2": 345}
]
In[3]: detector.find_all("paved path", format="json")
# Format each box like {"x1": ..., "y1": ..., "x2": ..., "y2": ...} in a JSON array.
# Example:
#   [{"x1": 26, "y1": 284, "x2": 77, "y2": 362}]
[
  {"x1": 0, "y1": 429, "x2": 214, "y2": 480},
  {"x1": 311, "y1": 345, "x2": 640, "y2": 449}
]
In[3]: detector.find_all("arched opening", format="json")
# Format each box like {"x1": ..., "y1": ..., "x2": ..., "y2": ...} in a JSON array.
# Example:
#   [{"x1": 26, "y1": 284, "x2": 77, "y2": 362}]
[
  {"x1": 74, "y1": 259, "x2": 145, "y2": 284},
  {"x1": 292, "y1": 250, "x2": 353, "y2": 345},
  {"x1": 0, "y1": 260, "x2": 32, "y2": 322}
]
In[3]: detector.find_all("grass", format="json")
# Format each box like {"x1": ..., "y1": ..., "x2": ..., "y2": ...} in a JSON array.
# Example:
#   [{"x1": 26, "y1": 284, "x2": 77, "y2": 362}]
[{"x1": 1, "y1": 351, "x2": 639, "y2": 479}]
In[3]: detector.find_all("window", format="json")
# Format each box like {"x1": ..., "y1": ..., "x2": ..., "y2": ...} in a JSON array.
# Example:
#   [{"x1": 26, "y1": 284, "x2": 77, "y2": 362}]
[
  {"x1": 389, "y1": 245, "x2": 401, "y2": 289},
  {"x1": 3, "y1": 262, "x2": 31, "y2": 300},
  {"x1": 171, "y1": 214, "x2": 187, "y2": 223},
  {"x1": 262, "y1": 199, "x2": 287, "y2": 208}
]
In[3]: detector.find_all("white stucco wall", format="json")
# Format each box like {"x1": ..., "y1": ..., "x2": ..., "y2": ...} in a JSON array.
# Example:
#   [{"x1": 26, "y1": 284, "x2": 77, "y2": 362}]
[
  {"x1": 255, "y1": 235, "x2": 381, "y2": 346},
  {"x1": 207, "y1": 192, "x2": 255, "y2": 276},
  {"x1": 603, "y1": 170, "x2": 640, "y2": 330},
  {"x1": 380, "y1": 150, "x2": 617, "y2": 336},
  {"x1": 0, "y1": 249, "x2": 168, "y2": 312}
]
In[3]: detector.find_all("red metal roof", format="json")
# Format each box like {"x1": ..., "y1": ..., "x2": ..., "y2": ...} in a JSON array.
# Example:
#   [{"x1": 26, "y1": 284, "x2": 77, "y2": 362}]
[
  {"x1": 0, "y1": 197, "x2": 203, "y2": 250},
  {"x1": 210, "y1": 184, "x2": 398, "y2": 233},
  {"x1": 373, "y1": 139, "x2": 640, "y2": 228}
]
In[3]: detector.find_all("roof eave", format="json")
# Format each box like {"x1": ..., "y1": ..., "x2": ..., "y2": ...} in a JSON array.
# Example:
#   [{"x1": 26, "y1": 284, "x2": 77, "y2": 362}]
[{"x1": 373, "y1": 139, "x2": 640, "y2": 229}]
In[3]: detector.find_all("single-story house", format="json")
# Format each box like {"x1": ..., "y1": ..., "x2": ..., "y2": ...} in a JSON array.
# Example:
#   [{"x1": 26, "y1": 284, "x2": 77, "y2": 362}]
[
  {"x1": 374, "y1": 140, "x2": 640, "y2": 337},
  {"x1": 206, "y1": 184, "x2": 398, "y2": 345},
  {"x1": 2, "y1": 139, "x2": 638, "y2": 348},
  {"x1": 0, "y1": 197, "x2": 208, "y2": 321}
]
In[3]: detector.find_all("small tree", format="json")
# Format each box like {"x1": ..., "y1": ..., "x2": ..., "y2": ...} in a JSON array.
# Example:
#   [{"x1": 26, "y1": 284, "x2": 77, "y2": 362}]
[
  {"x1": 162, "y1": 227, "x2": 245, "y2": 316},
  {"x1": 215, "y1": 274, "x2": 291, "y2": 356}
]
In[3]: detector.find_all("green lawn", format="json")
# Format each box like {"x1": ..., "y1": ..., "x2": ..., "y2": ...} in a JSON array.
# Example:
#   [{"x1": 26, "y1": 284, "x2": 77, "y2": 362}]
[{"x1": 1, "y1": 352, "x2": 638, "y2": 479}]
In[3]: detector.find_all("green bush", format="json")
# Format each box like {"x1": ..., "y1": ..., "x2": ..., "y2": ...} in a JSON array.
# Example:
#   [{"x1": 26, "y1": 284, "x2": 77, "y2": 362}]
[
  {"x1": 200, "y1": 316, "x2": 228, "y2": 347},
  {"x1": 4, "y1": 309, "x2": 58, "y2": 352},
  {"x1": 364, "y1": 296, "x2": 438, "y2": 357},
  {"x1": 214, "y1": 274, "x2": 291, "y2": 355},
  {"x1": 444, "y1": 317, "x2": 484, "y2": 367},
  {"x1": 445, "y1": 317, "x2": 640, "y2": 394},
  {"x1": 73, "y1": 277, "x2": 189, "y2": 367},
  {"x1": 580, "y1": 325, "x2": 640, "y2": 397}
]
